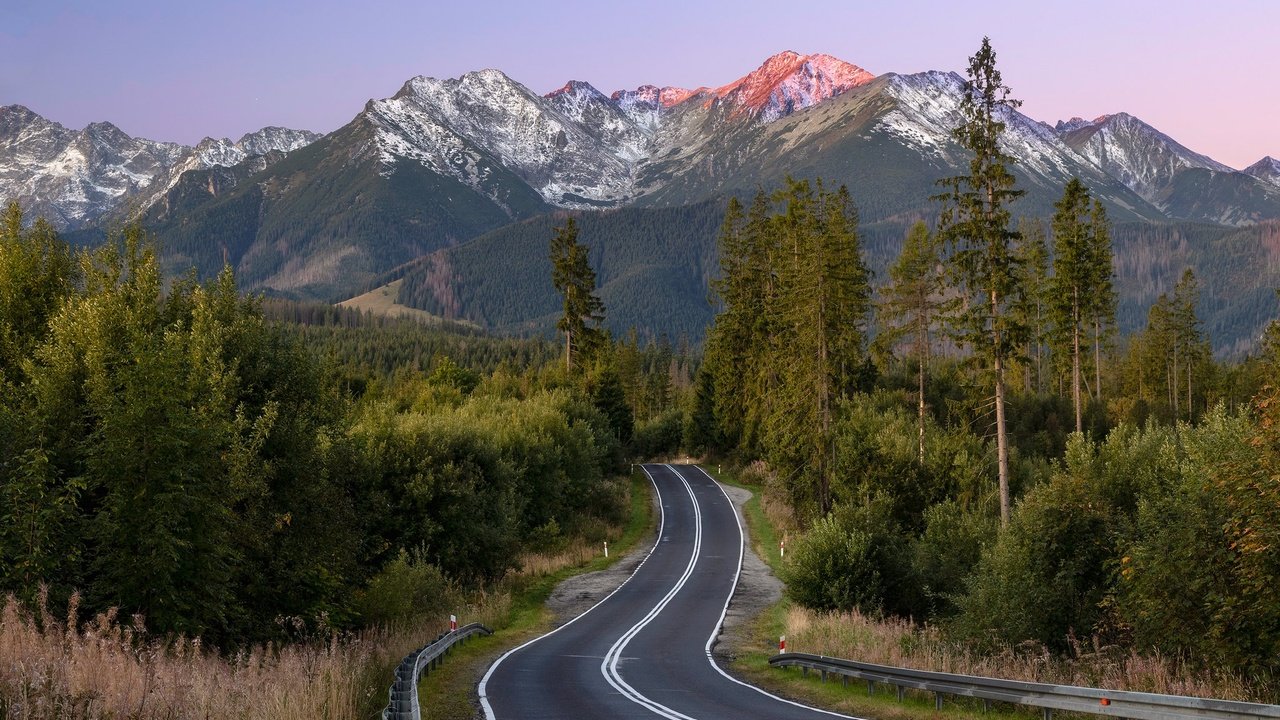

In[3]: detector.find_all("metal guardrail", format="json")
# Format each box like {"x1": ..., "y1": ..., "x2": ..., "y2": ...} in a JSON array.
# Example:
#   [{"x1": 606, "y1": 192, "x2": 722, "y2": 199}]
[
  {"x1": 383, "y1": 622, "x2": 493, "y2": 720},
  {"x1": 770, "y1": 652, "x2": 1280, "y2": 720}
]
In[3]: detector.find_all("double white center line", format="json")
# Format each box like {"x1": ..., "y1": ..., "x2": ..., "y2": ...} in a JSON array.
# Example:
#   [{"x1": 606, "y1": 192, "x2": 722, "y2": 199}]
[{"x1": 598, "y1": 465, "x2": 703, "y2": 719}]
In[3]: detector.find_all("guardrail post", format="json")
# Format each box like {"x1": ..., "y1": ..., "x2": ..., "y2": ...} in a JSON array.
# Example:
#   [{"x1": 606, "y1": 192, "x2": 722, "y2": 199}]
[
  {"x1": 866, "y1": 679, "x2": 873, "y2": 695},
  {"x1": 896, "y1": 685, "x2": 904, "y2": 702},
  {"x1": 935, "y1": 691, "x2": 944, "y2": 710},
  {"x1": 1042, "y1": 709, "x2": 1052, "y2": 720},
  {"x1": 820, "y1": 670, "x2": 827, "y2": 683},
  {"x1": 982, "y1": 698, "x2": 990, "y2": 712}
]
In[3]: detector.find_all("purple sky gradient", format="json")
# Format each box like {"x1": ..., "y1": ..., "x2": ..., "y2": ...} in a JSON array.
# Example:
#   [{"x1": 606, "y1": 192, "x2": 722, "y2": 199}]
[{"x1": 4, "y1": 0, "x2": 1276, "y2": 169}]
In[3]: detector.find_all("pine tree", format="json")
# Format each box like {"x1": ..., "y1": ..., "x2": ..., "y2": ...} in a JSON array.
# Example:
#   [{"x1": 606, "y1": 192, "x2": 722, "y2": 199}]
[
  {"x1": 934, "y1": 37, "x2": 1025, "y2": 526},
  {"x1": 549, "y1": 217, "x2": 605, "y2": 373},
  {"x1": 877, "y1": 220, "x2": 947, "y2": 462},
  {"x1": 1088, "y1": 199, "x2": 1116, "y2": 405}
]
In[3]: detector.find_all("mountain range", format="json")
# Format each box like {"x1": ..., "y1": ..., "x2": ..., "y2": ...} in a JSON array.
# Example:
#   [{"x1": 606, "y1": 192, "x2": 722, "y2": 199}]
[{"x1": 4, "y1": 50, "x2": 1280, "y2": 351}]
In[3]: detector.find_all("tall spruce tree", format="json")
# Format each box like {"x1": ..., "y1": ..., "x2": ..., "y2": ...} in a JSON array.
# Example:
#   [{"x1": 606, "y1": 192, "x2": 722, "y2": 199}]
[
  {"x1": 1172, "y1": 268, "x2": 1209, "y2": 421},
  {"x1": 549, "y1": 217, "x2": 605, "y2": 373},
  {"x1": 934, "y1": 37, "x2": 1025, "y2": 526},
  {"x1": 1088, "y1": 199, "x2": 1116, "y2": 403},
  {"x1": 1049, "y1": 178, "x2": 1095, "y2": 434},
  {"x1": 771, "y1": 180, "x2": 871, "y2": 514},
  {"x1": 877, "y1": 220, "x2": 947, "y2": 463},
  {"x1": 1013, "y1": 217, "x2": 1049, "y2": 394}
]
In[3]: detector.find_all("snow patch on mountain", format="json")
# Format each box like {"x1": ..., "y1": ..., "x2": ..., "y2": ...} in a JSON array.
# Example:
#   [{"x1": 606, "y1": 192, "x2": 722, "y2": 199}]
[
  {"x1": 1057, "y1": 112, "x2": 1233, "y2": 203},
  {"x1": 875, "y1": 71, "x2": 1092, "y2": 183},
  {"x1": 1245, "y1": 156, "x2": 1280, "y2": 188},
  {"x1": 0, "y1": 105, "x2": 318, "y2": 227},
  {"x1": 368, "y1": 69, "x2": 645, "y2": 208}
]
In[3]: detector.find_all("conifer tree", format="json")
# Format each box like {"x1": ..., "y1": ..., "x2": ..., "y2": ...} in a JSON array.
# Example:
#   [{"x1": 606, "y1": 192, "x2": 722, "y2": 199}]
[
  {"x1": 1013, "y1": 217, "x2": 1049, "y2": 393},
  {"x1": 1088, "y1": 199, "x2": 1116, "y2": 402},
  {"x1": 877, "y1": 220, "x2": 946, "y2": 462},
  {"x1": 1172, "y1": 268, "x2": 1209, "y2": 421},
  {"x1": 934, "y1": 37, "x2": 1025, "y2": 526},
  {"x1": 1049, "y1": 178, "x2": 1095, "y2": 434},
  {"x1": 549, "y1": 217, "x2": 605, "y2": 372}
]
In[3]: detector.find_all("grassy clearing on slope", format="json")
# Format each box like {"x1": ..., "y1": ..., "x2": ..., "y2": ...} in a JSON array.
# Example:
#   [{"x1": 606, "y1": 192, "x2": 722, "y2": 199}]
[
  {"x1": 337, "y1": 278, "x2": 475, "y2": 326},
  {"x1": 415, "y1": 470, "x2": 656, "y2": 720}
]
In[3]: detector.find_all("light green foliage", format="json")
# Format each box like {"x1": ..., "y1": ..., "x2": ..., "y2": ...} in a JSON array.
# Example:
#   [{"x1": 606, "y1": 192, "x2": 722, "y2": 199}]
[{"x1": 1117, "y1": 406, "x2": 1279, "y2": 673}]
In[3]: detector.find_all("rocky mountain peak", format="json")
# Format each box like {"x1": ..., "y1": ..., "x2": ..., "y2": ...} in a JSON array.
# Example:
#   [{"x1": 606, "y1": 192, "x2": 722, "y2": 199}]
[{"x1": 712, "y1": 50, "x2": 875, "y2": 122}]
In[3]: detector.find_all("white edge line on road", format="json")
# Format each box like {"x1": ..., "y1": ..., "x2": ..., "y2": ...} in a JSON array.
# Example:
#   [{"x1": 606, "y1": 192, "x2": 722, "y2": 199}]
[
  {"x1": 478, "y1": 466, "x2": 668, "y2": 720},
  {"x1": 692, "y1": 464, "x2": 867, "y2": 720}
]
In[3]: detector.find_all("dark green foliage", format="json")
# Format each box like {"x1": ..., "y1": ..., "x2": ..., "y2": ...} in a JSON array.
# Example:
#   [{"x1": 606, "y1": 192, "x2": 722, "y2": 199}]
[
  {"x1": 935, "y1": 37, "x2": 1026, "y2": 525},
  {"x1": 701, "y1": 180, "x2": 872, "y2": 514},
  {"x1": 784, "y1": 498, "x2": 921, "y2": 617},
  {"x1": 550, "y1": 217, "x2": 605, "y2": 371},
  {"x1": 396, "y1": 202, "x2": 724, "y2": 343},
  {"x1": 0, "y1": 207, "x2": 631, "y2": 649}
]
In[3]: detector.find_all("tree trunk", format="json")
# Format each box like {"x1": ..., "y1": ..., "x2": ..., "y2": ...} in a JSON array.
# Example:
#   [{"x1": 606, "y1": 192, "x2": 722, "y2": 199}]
[
  {"x1": 565, "y1": 330, "x2": 573, "y2": 372},
  {"x1": 1093, "y1": 317, "x2": 1103, "y2": 402},
  {"x1": 917, "y1": 332, "x2": 926, "y2": 464},
  {"x1": 1072, "y1": 290, "x2": 1082, "y2": 435},
  {"x1": 993, "y1": 288, "x2": 1010, "y2": 527}
]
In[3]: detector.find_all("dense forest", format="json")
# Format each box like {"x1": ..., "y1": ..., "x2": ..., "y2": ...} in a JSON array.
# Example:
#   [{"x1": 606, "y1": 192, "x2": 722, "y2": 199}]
[
  {"x1": 691, "y1": 40, "x2": 1280, "y2": 684},
  {"x1": 0, "y1": 201, "x2": 692, "y2": 652}
]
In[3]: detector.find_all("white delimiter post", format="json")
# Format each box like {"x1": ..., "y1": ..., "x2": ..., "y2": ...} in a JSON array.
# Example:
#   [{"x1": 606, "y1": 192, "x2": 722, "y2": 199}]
[{"x1": 604, "y1": 541, "x2": 609, "y2": 558}]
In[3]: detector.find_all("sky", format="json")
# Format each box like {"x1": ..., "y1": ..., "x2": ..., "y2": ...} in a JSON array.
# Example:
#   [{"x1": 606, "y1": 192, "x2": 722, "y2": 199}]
[{"x1": 3, "y1": 0, "x2": 1277, "y2": 170}]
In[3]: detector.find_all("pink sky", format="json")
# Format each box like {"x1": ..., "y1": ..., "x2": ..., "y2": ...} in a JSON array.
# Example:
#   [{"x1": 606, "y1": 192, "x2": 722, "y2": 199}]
[{"x1": 3, "y1": 0, "x2": 1276, "y2": 169}]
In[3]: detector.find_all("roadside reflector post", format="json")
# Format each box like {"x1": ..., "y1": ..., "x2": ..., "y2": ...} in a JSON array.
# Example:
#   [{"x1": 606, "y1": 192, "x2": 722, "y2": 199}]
[
  {"x1": 450, "y1": 614, "x2": 457, "y2": 632},
  {"x1": 779, "y1": 634, "x2": 786, "y2": 652},
  {"x1": 780, "y1": 538, "x2": 785, "y2": 558},
  {"x1": 604, "y1": 541, "x2": 609, "y2": 558}
]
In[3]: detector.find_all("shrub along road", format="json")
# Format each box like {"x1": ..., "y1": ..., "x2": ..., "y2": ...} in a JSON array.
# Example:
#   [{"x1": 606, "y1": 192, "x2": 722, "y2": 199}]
[{"x1": 479, "y1": 464, "x2": 854, "y2": 720}]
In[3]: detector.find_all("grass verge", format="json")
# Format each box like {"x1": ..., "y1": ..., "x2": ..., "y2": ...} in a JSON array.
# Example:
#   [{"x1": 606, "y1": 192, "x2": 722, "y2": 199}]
[
  {"x1": 712, "y1": 463, "x2": 1042, "y2": 720},
  {"x1": 415, "y1": 470, "x2": 655, "y2": 719}
]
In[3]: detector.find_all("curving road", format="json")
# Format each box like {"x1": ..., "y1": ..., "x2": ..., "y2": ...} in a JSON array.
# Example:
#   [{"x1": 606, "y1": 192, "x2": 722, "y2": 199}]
[{"x1": 479, "y1": 463, "x2": 855, "y2": 720}]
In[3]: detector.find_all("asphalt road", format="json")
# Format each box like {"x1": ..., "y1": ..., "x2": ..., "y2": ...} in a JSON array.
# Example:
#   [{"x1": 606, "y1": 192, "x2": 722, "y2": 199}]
[{"x1": 480, "y1": 463, "x2": 855, "y2": 720}]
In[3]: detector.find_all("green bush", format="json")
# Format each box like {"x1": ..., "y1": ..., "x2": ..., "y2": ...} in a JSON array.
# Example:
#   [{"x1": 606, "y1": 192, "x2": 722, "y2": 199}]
[
  {"x1": 785, "y1": 497, "x2": 922, "y2": 617},
  {"x1": 354, "y1": 550, "x2": 454, "y2": 627}
]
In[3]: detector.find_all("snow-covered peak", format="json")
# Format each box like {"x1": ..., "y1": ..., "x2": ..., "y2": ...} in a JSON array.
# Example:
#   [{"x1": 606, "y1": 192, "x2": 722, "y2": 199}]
[
  {"x1": 1056, "y1": 111, "x2": 1234, "y2": 203},
  {"x1": 546, "y1": 80, "x2": 608, "y2": 102},
  {"x1": 237, "y1": 126, "x2": 320, "y2": 157},
  {"x1": 1245, "y1": 156, "x2": 1280, "y2": 187},
  {"x1": 367, "y1": 66, "x2": 645, "y2": 208},
  {"x1": 712, "y1": 50, "x2": 876, "y2": 122},
  {"x1": 608, "y1": 85, "x2": 701, "y2": 132}
]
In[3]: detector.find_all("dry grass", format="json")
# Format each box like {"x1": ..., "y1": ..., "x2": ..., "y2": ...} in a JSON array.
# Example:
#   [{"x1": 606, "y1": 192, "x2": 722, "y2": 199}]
[
  {"x1": 783, "y1": 605, "x2": 1271, "y2": 703},
  {"x1": 0, "y1": 588, "x2": 410, "y2": 719},
  {"x1": 0, "y1": 532, "x2": 623, "y2": 718}
]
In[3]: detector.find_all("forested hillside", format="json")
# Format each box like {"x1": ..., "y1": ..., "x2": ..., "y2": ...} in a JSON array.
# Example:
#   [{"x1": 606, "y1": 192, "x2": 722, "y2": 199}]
[{"x1": 387, "y1": 194, "x2": 1280, "y2": 356}]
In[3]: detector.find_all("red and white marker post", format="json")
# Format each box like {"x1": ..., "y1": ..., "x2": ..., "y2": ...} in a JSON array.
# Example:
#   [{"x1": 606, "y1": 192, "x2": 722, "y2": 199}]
[
  {"x1": 779, "y1": 538, "x2": 785, "y2": 558},
  {"x1": 450, "y1": 614, "x2": 458, "y2": 632},
  {"x1": 779, "y1": 634, "x2": 786, "y2": 652}
]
